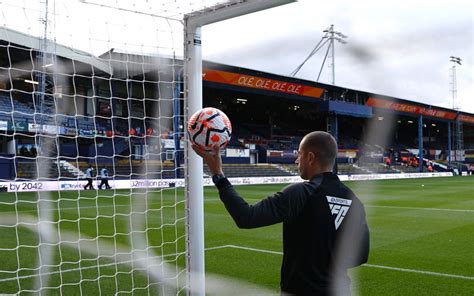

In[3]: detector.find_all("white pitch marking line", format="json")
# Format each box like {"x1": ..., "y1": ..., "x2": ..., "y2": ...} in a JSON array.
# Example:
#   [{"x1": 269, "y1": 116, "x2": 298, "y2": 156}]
[
  {"x1": 363, "y1": 264, "x2": 474, "y2": 281},
  {"x1": 221, "y1": 244, "x2": 283, "y2": 255},
  {"x1": 210, "y1": 244, "x2": 474, "y2": 281}
]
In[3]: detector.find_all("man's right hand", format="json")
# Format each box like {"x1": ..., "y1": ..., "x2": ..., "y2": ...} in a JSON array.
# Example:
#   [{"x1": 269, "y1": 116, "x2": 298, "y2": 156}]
[{"x1": 191, "y1": 144, "x2": 224, "y2": 176}]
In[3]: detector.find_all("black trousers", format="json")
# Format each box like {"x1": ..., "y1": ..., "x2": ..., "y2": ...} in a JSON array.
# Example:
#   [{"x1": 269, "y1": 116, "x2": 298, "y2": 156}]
[
  {"x1": 84, "y1": 178, "x2": 94, "y2": 190},
  {"x1": 99, "y1": 179, "x2": 111, "y2": 189}
]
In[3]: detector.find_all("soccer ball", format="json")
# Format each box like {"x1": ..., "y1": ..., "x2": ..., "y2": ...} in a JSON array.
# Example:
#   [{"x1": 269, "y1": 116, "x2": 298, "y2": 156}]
[{"x1": 187, "y1": 107, "x2": 232, "y2": 150}]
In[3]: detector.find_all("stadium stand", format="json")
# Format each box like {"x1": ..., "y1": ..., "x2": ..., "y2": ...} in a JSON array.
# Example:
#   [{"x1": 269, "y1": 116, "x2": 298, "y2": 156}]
[
  {"x1": 77, "y1": 160, "x2": 182, "y2": 180},
  {"x1": 15, "y1": 160, "x2": 75, "y2": 180},
  {"x1": 1, "y1": 29, "x2": 473, "y2": 182}
]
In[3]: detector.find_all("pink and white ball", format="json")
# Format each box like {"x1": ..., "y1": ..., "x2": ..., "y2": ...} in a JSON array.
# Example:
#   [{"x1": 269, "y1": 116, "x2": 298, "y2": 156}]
[{"x1": 187, "y1": 107, "x2": 232, "y2": 150}]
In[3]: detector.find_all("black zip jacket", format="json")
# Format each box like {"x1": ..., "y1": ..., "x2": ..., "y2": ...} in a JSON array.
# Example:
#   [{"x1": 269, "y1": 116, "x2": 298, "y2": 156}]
[{"x1": 215, "y1": 172, "x2": 370, "y2": 295}]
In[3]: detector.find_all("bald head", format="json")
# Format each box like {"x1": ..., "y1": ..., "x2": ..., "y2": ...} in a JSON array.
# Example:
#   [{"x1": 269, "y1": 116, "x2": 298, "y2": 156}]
[{"x1": 300, "y1": 131, "x2": 337, "y2": 169}]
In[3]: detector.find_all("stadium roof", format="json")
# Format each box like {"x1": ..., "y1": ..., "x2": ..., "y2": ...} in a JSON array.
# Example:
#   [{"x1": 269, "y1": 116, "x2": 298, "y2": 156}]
[
  {"x1": 0, "y1": 27, "x2": 111, "y2": 75},
  {"x1": 98, "y1": 49, "x2": 181, "y2": 79}
]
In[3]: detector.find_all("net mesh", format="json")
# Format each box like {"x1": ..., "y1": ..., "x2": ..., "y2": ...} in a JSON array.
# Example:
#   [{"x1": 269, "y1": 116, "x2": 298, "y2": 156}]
[{"x1": 0, "y1": 0, "x2": 229, "y2": 294}]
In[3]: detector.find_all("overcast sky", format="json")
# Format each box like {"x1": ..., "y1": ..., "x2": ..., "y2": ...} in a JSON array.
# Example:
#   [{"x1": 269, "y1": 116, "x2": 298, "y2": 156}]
[
  {"x1": 202, "y1": 0, "x2": 474, "y2": 113},
  {"x1": 1, "y1": 0, "x2": 472, "y2": 113}
]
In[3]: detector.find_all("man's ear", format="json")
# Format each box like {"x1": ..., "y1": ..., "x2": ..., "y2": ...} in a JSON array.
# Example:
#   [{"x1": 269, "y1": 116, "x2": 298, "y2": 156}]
[{"x1": 308, "y1": 151, "x2": 316, "y2": 164}]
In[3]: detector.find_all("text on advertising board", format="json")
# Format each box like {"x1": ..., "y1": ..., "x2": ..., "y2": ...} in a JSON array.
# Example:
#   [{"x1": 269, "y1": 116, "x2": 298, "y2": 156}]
[{"x1": 203, "y1": 68, "x2": 324, "y2": 99}]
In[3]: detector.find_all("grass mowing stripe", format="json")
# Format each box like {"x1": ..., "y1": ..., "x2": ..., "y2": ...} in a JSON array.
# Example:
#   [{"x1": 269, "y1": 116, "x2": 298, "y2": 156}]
[
  {"x1": 7, "y1": 199, "x2": 474, "y2": 214},
  {"x1": 207, "y1": 198, "x2": 474, "y2": 213},
  {"x1": 366, "y1": 205, "x2": 474, "y2": 213},
  {"x1": 0, "y1": 202, "x2": 182, "y2": 214},
  {"x1": 0, "y1": 251, "x2": 186, "y2": 283},
  {"x1": 211, "y1": 244, "x2": 474, "y2": 281}
]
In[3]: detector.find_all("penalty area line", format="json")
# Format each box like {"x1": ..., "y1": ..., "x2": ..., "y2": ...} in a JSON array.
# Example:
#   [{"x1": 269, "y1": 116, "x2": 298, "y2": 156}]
[
  {"x1": 363, "y1": 264, "x2": 474, "y2": 281},
  {"x1": 209, "y1": 244, "x2": 474, "y2": 281}
]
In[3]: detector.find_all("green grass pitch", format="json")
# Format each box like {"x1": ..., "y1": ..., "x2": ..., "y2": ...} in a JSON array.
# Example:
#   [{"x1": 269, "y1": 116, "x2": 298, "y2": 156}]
[{"x1": 0, "y1": 176, "x2": 473, "y2": 295}]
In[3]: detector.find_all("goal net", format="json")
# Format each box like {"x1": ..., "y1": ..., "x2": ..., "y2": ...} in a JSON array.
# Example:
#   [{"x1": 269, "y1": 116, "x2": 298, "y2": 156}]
[{"x1": 0, "y1": 0, "x2": 289, "y2": 294}]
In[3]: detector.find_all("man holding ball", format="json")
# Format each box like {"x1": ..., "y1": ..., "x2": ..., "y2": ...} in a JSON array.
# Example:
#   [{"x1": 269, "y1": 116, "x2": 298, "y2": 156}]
[{"x1": 193, "y1": 131, "x2": 370, "y2": 295}]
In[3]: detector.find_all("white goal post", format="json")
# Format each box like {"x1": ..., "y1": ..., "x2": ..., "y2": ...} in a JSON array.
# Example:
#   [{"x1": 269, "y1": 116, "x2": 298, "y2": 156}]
[{"x1": 183, "y1": 1, "x2": 295, "y2": 294}]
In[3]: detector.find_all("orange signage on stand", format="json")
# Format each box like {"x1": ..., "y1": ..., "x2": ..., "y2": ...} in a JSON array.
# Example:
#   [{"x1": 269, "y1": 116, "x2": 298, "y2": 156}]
[
  {"x1": 458, "y1": 115, "x2": 474, "y2": 124},
  {"x1": 203, "y1": 68, "x2": 324, "y2": 99},
  {"x1": 366, "y1": 97, "x2": 458, "y2": 120}
]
